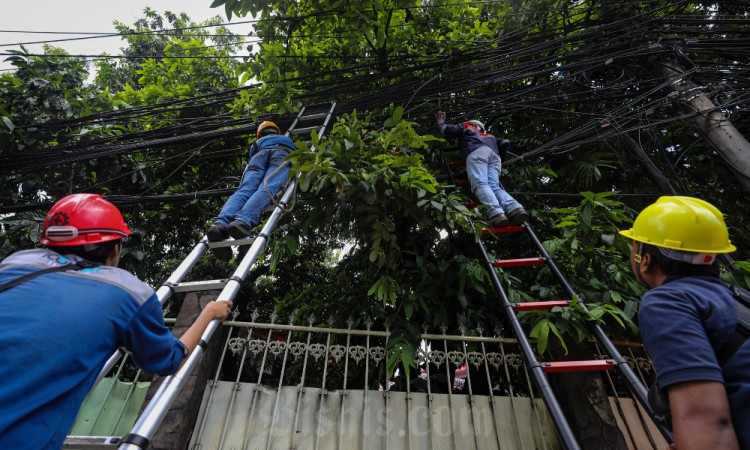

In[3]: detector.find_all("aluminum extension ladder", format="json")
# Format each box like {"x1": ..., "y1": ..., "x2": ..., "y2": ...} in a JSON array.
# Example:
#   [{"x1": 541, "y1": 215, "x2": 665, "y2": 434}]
[
  {"x1": 63, "y1": 102, "x2": 337, "y2": 450},
  {"x1": 441, "y1": 151, "x2": 673, "y2": 450}
]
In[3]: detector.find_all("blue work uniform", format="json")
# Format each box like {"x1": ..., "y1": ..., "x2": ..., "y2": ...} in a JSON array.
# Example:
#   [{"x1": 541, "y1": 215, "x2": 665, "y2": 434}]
[
  {"x1": 639, "y1": 275, "x2": 750, "y2": 449},
  {"x1": 0, "y1": 249, "x2": 187, "y2": 450}
]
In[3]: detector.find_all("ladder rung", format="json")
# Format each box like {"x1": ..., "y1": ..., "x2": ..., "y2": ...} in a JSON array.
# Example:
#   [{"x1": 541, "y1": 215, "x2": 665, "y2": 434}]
[
  {"x1": 299, "y1": 112, "x2": 328, "y2": 121},
  {"x1": 448, "y1": 160, "x2": 465, "y2": 167},
  {"x1": 169, "y1": 279, "x2": 229, "y2": 293},
  {"x1": 482, "y1": 225, "x2": 524, "y2": 235},
  {"x1": 492, "y1": 257, "x2": 545, "y2": 268},
  {"x1": 542, "y1": 360, "x2": 616, "y2": 373},
  {"x1": 63, "y1": 436, "x2": 121, "y2": 448},
  {"x1": 206, "y1": 236, "x2": 256, "y2": 248},
  {"x1": 513, "y1": 300, "x2": 570, "y2": 311},
  {"x1": 290, "y1": 126, "x2": 320, "y2": 135},
  {"x1": 455, "y1": 179, "x2": 469, "y2": 187},
  {"x1": 465, "y1": 201, "x2": 480, "y2": 209}
]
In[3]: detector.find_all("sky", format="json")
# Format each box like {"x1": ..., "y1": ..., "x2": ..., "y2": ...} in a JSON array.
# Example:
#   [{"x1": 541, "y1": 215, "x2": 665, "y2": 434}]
[{"x1": 0, "y1": 0, "x2": 250, "y2": 72}]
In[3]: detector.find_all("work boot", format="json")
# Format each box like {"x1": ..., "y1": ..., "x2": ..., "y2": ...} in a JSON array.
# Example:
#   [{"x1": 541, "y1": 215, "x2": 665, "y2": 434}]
[
  {"x1": 227, "y1": 220, "x2": 255, "y2": 239},
  {"x1": 207, "y1": 223, "x2": 231, "y2": 262},
  {"x1": 508, "y1": 208, "x2": 529, "y2": 225},
  {"x1": 487, "y1": 211, "x2": 509, "y2": 227}
]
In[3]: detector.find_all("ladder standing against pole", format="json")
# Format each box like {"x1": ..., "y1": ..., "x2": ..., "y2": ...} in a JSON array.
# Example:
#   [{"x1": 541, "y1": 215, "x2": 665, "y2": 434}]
[
  {"x1": 63, "y1": 103, "x2": 336, "y2": 449},
  {"x1": 440, "y1": 151, "x2": 673, "y2": 449}
]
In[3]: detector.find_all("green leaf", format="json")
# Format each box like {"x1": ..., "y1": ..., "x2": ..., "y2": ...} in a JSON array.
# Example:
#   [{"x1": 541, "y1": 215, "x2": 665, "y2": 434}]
[
  {"x1": 1, "y1": 116, "x2": 14, "y2": 131},
  {"x1": 530, "y1": 319, "x2": 550, "y2": 354}
]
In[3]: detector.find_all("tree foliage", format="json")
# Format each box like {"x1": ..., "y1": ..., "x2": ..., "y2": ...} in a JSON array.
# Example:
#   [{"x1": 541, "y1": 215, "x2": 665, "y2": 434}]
[{"x1": 1, "y1": 2, "x2": 750, "y2": 440}]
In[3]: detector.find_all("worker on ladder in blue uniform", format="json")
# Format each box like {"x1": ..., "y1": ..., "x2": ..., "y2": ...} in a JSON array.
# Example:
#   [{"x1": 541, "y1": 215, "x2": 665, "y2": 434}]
[
  {"x1": 208, "y1": 120, "x2": 296, "y2": 261},
  {"x1": 0, "y1": 194, "x2": 233, "y2": 450},
  {"x1": 620, "y1": 196, "x2": 748, "y2": 450},
  {"x1": 435, "y1": 111, "x2": 528, "y2": 227}
]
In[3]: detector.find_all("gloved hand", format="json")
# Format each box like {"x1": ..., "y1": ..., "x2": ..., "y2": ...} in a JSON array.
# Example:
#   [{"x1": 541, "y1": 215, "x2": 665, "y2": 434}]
[{"x1": 435, "y1": 111, "x2": 445, "y2": 125}]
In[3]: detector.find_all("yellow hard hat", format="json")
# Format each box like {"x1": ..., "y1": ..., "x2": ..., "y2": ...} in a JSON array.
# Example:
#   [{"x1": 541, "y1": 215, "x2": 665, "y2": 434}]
[
  {"x1": 619, "y1": 196, "x2": 736, "y2": 254},
  {"x1": 257, "y1": 121, "x2": 280, "y2": 139}
]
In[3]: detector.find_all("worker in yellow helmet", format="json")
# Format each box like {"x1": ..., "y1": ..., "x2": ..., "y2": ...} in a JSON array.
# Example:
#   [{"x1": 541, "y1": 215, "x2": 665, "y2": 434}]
[
  {"x1": 207, "y1": 120, "x2": 296, "y2": 261},
  {"x1": 619, "y1": 196, "x2": 746, "y2": 450}
]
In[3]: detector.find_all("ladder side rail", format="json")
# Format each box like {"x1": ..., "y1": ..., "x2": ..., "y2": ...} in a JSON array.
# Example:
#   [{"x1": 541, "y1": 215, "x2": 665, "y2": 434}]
[
  {"x1": 522, "y1": 223, "x2": 674, "y2": 443},
  {"x1": 119, "y1": 103, "x2": 336, "y2": 450},
  {"x1": 474, "y1": 233, "x2": 581, "y2": 450},
  {"x1": 284, "y1": 106, "x2": 305, "y2": 135},
  {"x1": 119, "y1": 168, "x2": 299, "y2": 450}
]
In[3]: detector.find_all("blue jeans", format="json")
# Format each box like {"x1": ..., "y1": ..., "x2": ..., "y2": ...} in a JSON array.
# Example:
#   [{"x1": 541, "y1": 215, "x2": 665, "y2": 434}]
[
  {"x1": 466, "y1": 146, "x2": 522, "y2": 217},
  {"x1": 213, "y1": 147, "x2": 291, "y2": 227}
]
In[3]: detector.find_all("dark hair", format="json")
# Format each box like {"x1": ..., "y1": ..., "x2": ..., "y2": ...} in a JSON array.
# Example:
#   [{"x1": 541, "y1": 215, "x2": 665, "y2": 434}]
[
  {"x1": 640, "y1": 243, "x2": 720, "y2": 278},
  {"x1": 48, "y1": 239, "x2": 121, "y2": 265},
  {"x1": 260, "y1": 127, "x2": 279, "y2": 136}
]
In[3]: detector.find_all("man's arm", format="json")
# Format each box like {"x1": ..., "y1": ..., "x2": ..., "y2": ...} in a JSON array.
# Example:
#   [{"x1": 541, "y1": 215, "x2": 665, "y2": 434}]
[
  {"x1": 179, "y1": 300, "x2": 233, "y2": 357},
  {"x1": 667, "y1": 380, "x2": 739, "y2": 450},
  {"x1": 435, "y1": 111, "x2": 463, "y2": 136}
]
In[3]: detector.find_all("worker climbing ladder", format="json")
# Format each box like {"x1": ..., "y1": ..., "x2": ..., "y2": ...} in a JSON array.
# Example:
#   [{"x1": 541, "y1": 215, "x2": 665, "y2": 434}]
[
  {"x1": 63, "y1": 103, "x2": 336, "y2": 449},
  {"x1": 440, "y1": 151, "x2": 673, "y2": 450}
]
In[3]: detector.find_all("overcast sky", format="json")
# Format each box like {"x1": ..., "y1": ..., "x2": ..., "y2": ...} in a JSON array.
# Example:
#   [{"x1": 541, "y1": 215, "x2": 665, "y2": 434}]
[{"x1": 0, "y1": 0, "x2": 250, "y2": 72}]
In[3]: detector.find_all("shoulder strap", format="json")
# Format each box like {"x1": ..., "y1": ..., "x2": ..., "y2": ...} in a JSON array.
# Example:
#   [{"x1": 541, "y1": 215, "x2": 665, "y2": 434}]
[
  {"x1": 717, "y1": 284, "x2": 750, "y2": 366},
  {"x1": 0, "y1": 260, "x2": 98, "y2": 294}
]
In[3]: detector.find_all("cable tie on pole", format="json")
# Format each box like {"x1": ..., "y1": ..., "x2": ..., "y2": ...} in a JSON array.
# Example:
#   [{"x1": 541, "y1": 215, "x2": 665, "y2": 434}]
[
  {"x1": 161, "y1": 281, "x2": 176, "y2": 292},
  {"x1": 198, "y1": 339, "x2": 208, "y2": 349},
  {"x1": 228, "y1": 275, "x2": 244, "y2": 284}
]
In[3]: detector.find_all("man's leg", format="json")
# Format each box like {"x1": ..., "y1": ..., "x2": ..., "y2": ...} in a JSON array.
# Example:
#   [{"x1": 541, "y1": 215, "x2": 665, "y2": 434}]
[
  {"x1": 232, "y1": 151, "x2": 291, "y2": 233},
  {"x1": 487, "y1": 153, "x2": 527, "y2": 225},
  {"x1": 210, "y1": 151, "x2": 267, "y2": 260},
  {"x1": 212, "y1": 151, "x2": 267, "y2": 227},
  {"x1": 467, "y1": 147, "x2": 506, "y2": 225}
]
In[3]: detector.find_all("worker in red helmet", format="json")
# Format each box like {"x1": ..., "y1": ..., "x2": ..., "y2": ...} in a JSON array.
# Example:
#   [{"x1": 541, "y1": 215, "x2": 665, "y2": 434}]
[
  {"x1": 0, "y1": 194, "x2": 233, "y2": 450},
  {"x1": 207, "y1": 120, "x2": 296, "y2": 261},
  {"x1": 435, "y1": 111, "x2": 528, "y2": 227}
]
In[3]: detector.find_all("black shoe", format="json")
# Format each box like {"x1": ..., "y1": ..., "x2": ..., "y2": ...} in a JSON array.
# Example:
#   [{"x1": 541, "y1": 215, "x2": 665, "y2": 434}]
[
  {"x1": 227, "y1": 220, "x2": 254, "y2": 239},
  {"x1": 508, "y1": 208, "x2": 529, "y2": 225},
  {"x1": 207, "y1": 223, "x2": 227, "y2": 242},
  {"x1": 207, "y1": 223, "x2": 231, "y2": 261},
  {"x1": 488, "y1": 212, "x2": 509, "y2": 227}
]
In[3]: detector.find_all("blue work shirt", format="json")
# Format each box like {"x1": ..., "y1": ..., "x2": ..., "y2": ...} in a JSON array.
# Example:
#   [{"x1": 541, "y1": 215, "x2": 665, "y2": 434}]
[
  {"x1": 0, "y1": 249, "x2": 187, "y2": 450},
  {"x1": 639, "y1": 275, "x2": 750, "y2": 449},
  {"x1": 249, "y1": 134, "x2": 296, "y2": 159}
]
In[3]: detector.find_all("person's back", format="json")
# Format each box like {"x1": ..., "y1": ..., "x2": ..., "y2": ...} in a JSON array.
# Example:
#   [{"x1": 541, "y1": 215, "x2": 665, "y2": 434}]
[
  {"x1": 434, "y1": 111, "x2": 526, "y2": 227},
  {"x1": 208, "y1": 121, "x2": 298, "y2": 259},
  {"x1": 639, "y1": 275, "x2": 750, "y2": 448},
  {"x1": 437, "y1": 120, "x2": 507, "y2": 160},
  {"x1": 0, "y1": 194, "x2": 232, "y2": 450},
  {"x1": 0, "y1": 249, "x2": 185, "y2": 449},
  {"x1": 254, "y1": 133, "x2": 295, "y2": 155}
]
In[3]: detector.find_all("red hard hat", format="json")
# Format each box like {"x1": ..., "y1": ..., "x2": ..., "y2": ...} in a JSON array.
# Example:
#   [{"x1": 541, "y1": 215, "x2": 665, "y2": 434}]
[{"x1": 40, "y1": 194, "x2": 132, "y2": 246}]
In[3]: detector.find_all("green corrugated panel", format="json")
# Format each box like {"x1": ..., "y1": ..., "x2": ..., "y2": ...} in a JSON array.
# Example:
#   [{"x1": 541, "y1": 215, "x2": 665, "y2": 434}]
[{"x1": 69, "y1": 378, "x2": 150, "y2": 436}]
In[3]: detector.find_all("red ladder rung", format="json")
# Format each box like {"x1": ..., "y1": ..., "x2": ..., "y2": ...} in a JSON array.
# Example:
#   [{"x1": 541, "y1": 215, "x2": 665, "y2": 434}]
[
  {"x1": 448, "y1": 160, "x2": 466, "y2": 167},
  {"x1": 465, "y1": 201, "x2": 480, "y2": 209},
  {"x1": 512, "y1": 300, "x2": 570, "y2": 311},
  {"x1": 492, "y1": 257, "x2": 545, "y2": 268},
  {"x1": 455, "y1": 179, "x2": 469, "y2": 187},
  {"x1": 482, "y1": 225, "x2": 524, "y2": 235},
  {"x1": 542, "y1": 360, "x2": 616, "y2": 373}
]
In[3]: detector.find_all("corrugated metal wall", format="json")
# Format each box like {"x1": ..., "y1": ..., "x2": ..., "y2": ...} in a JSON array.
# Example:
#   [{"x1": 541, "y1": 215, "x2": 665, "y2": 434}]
[{"x1": 189, "y1": 382, "x2": 561, "y2": 450}]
